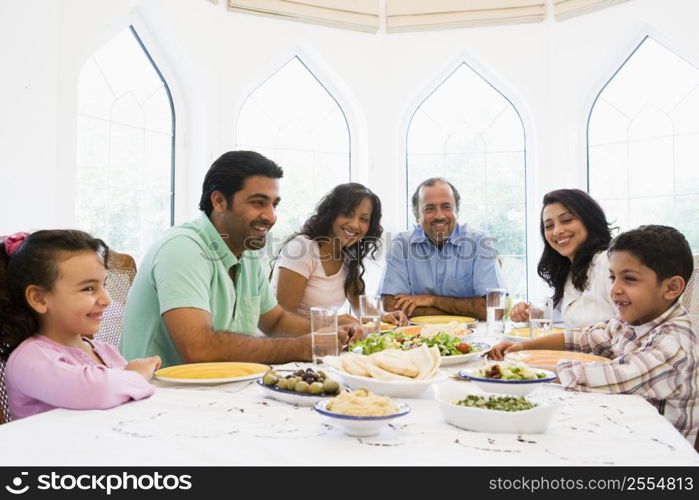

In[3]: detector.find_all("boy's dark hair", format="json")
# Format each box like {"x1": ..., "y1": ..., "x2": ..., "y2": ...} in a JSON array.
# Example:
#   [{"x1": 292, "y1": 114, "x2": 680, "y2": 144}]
[
  {"x1": 0, "y1": 230, "x2": 109, "y2": 360},
  {"x1": 199, "y1": 151, "x2": 284, "y2": 216},
  {"x1": 608, "y1": 225, "x2": 693, "y2": 285},
  {"x1": 411, "y1": 177, "x2": 461, "y2": 220}
]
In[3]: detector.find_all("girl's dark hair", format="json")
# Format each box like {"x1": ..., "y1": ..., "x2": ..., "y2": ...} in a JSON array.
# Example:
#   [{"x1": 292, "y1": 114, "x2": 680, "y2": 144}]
[
  {"x1": 274, "y1": 183, "x2": 383, "y2": 297},
  {"x1": 0, "y1": 230, "x2": 109, "y2": 360},
  {"x1": 537, "y1": 189, "x2": 613, "y2": 307}
]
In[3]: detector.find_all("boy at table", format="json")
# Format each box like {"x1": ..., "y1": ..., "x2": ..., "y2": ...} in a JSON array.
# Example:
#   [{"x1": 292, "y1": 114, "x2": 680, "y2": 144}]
[{"x1": 490, "y1": 225, "x2": 698, "y2": 443}]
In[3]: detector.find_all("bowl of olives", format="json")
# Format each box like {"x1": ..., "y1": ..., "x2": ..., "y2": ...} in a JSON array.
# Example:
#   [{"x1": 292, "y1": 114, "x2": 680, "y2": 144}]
[{"x1": 257, "y1": 368, "x2": 343, "y2": 406}]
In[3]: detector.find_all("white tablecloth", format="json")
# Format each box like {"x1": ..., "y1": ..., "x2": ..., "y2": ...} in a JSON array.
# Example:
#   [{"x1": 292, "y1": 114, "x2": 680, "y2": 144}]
[{"x1": 0, "y1": 357, "x2": 697, "y2": 466}]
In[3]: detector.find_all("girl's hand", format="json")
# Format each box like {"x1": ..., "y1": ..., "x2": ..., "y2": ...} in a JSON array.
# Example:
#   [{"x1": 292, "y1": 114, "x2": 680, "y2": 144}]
[
  {"x1": 381, "y1": 310, "x2": 408, "y2": 327},
  {"x1": 509, "y1": 302, "x2": 529, "y2": 322},
  {"x1": 125, "y1": 356, "x2": 161, "y2": 380}
]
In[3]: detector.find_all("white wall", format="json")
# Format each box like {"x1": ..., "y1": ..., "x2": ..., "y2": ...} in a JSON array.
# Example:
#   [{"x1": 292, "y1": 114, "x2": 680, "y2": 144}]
[{"x1": 2, "y1": 0, "x2": 698, "y2": 296}]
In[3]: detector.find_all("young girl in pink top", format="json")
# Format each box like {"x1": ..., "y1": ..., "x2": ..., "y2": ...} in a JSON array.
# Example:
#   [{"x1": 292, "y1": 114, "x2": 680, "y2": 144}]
[{"x1": 0, "y1": 230, "x2": 160, "y2": 420}]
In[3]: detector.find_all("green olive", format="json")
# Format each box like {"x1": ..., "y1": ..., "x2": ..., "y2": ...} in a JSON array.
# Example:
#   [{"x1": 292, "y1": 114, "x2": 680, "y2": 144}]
[
  {"x1": 263, "y1": 374, "x2": 278, "y2": 386},
  {"x1": 317, "y1": 370, "x2": 327, "y2": 380},
  {"x1": 294, "y1": 381, "x2": 310, "y2": 393},
  {"x1": 275, "y1": 378, "x2": 288, "y2": 390},
  {"x1": 323, "y1": 379, "x2": 340, "y2": 394},
  {"x1": 309, "y1": 382, "x2": 324, "y2": 395}
]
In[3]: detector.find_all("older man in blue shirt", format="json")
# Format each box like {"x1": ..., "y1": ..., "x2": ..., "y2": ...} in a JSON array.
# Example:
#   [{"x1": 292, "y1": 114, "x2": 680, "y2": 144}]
[{"x1": 380, "y1": 178, "x2": 505, "y2": 320}]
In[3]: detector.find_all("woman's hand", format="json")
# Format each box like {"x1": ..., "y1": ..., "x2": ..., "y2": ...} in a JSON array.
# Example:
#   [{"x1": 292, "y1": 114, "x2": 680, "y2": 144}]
[
  {"x1": 338, "y1": 322, "x2": 367, "y2": 347},
  {"x1": 487, "y1": 341, "x2": 524, "y2": 360},
  {"x1": 509, "y1": 302, "x2": 529, "y2": 322},
  {"x1": 381, "y1": 309, "x2": 408, "y2": 326},
  {"x1": 338, "y1": 313, "x2": 359, "y2": 325},
  {"x1": 125, "y1": 356, "x2": 162, "y2": 380},
  {"x1": 509, "y1": 302, "x2": 543, "y2": 322}
]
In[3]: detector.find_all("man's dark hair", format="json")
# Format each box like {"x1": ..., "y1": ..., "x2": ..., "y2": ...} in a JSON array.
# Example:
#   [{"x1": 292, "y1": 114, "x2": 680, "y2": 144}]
[
  {"x1": 608, "y1": 225, "x2": 693, "y2": 285},
  {"x1": 410, "y1": 177, "x2": 461, "y2": 220},
  {"x1": 199, "y1": 151, "x2": 283, "y2": 216}
]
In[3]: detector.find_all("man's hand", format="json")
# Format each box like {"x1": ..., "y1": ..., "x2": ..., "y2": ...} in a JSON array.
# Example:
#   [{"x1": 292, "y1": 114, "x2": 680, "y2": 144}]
[{"x1": 393, "y1": 294, "x2": 434, "y2": 317}]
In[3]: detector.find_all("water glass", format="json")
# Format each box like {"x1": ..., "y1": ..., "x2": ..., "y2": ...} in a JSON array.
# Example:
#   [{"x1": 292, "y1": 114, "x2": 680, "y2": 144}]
[
  {"x1": 310, "y1": 306, "x2": 338, "y2": 364},
  {"x1": 486, "y1": 288, "x2": 506, "y2": 337},
  {"x1": 528, "y1": 298, "x2": 553, "y2": 339},
  {"x1": 359, "y1": 295, "x2": 382, "y2": 335}
]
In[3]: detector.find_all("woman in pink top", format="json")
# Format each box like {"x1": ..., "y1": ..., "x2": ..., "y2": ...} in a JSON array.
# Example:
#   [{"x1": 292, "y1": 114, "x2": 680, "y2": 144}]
[
  {"x1": 0, "y1": 230, "x2": 159, "y2": 420},
  {"x1": 271, "y1": 183, "x2": 406, "y2": 326}
]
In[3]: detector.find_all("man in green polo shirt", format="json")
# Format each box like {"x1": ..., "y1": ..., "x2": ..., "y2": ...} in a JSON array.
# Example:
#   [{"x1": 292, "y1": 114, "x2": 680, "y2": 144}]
[{"x1": 120, "y1": 151, "x2": 362, "y2": 367}]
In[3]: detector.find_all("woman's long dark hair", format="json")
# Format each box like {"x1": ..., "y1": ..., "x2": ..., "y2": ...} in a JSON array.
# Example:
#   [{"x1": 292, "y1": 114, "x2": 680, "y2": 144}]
[
  {"x1": 274, "y1": 183, "x2": 382, "y2": 297},
  {"x1": 0, "y1": 230, "x2": 109, "y2": 360},
  {"x1": 537, "y1": 189, "x2": 613, "y2": 308}
]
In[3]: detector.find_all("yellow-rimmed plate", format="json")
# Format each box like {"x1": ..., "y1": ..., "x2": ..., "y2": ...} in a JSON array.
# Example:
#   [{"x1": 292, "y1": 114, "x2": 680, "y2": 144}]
[
  {"x1": 410, "y1": 315, "x2": 477, "y2": 326},
  {"x1": 154, "y1": 362, "x2": 270, "y2": 384},
  {"x1": 506, "y1": 327, "x2": 565, "y2": 339},
  {"x1": 505, "y1": 350, "x2": 609, "y2": 370}
]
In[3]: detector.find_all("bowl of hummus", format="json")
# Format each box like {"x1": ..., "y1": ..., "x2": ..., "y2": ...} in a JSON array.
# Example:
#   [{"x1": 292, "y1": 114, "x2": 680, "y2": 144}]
[{"x1": 313, "y1": 388, "x2": 410, "y2": 436}]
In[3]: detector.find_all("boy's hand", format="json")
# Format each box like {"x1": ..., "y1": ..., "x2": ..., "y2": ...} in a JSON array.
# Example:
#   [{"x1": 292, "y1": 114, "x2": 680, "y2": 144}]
[
  {"x1": 488, "y1": 341, "x2": 525, "y2": 360},
  {"x1": 125, "y1": 356, "x2": 162, "y2": 380}
]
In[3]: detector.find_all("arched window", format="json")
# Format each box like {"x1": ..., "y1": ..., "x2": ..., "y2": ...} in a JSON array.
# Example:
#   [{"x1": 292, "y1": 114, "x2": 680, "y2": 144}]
[
  {"x1": 589, "y1": 36, "x2": 699, "y2": 251},
  {"x1": 406, "y1": 62, "x2": 527, "y2": 297},
  {"x1": 76, "y1": 26, "x2": 175, "y2": 261},
  {"x1": 236, "y1": 56, "x2": 351, "y2": 249}
]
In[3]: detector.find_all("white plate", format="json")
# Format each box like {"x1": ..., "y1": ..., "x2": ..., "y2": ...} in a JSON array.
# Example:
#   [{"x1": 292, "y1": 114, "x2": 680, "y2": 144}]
[
  {"x1": 434, "y1": 386, "x2": 556, "y2": 434},
  {"x1": 314, "y1": 399, "x2": 410, "y2": 437},
  {"x1": 439, "y1": 341, "x2": 491, "y2": 366},
  {"x1": 330, "y1": 368, "x2": 447, "y2": 398},
  {"x1": 456, "y1": 367, "x2": 556, "y2": 396}
]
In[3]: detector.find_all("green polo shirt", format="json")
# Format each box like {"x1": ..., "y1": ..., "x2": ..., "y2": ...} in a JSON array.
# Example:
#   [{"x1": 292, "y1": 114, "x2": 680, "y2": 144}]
[{"x1": 120, "y1": 212, "x2": 277, "y2": 367}]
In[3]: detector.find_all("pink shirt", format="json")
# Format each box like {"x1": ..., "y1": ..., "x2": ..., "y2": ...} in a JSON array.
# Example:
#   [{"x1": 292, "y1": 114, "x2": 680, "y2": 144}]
[
  {"x1": 271, "y1": 235, "x2": 347, "y2": 318},
  {"x1": 6, "y1": 335, "x2": 155, "y2": 419}
]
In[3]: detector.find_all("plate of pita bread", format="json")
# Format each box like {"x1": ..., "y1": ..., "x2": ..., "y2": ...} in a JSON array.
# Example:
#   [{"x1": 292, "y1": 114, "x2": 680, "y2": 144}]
[{"x1": 322, "y1": 345, "x2": 447, "y2": 398}]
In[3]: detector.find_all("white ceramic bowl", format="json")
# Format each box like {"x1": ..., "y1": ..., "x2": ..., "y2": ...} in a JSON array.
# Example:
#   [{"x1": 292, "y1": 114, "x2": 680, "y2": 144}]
[
  {"x1": 314, "y1": 399, "x2": 410, "y2": 437},
  {"x1": 330, "y1": 368, "x2": 448, "y2": 398},
  {"x1": 256, "y1": 379, "x2": 337, "y2": 407},
  {"x1": 439, "y1": 341, "x2": 491, "y2": 366},
  {"x1": 456, "y1": 367, "x2": 556, "y2": 396},
  {"x1": 435, "y1": 386, "x2": 556, "y2": 434}
]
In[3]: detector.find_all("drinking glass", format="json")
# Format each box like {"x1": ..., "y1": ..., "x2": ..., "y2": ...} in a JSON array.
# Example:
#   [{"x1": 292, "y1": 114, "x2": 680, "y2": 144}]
[
  {"x1": 359, "y1": 295, "x2": 382, "y2": 335},
  {"x1": 528, "y1": 298, "x2": 553, "y2": 339},
  {"x1": 486, "y1": 288, "x2": 506, "y2": 337},
  {"x1": 310, "y1": 306, "x2": 338, "y2": 365}
]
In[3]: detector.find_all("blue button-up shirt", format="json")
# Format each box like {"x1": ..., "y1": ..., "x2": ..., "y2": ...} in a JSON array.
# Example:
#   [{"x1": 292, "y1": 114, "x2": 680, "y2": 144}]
[{"x1": 378, "y1": 223, "x2": 505, "y2": 298}]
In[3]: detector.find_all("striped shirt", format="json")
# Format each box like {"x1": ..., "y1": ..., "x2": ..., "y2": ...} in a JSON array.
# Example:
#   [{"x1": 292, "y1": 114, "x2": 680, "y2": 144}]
[{"x1": 557, "y1": 301, "x2": 698, "y2": 443}]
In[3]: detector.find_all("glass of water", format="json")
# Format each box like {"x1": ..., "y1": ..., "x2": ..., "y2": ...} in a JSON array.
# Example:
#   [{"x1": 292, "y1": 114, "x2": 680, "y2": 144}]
[
  {"x1": 359, "y1": 295, "x2": 382, "y2": 335},
  {"x1": 528, "y1": 298, "x2": 553, "y2": 339},
  {"x1": 486, "y1": 288, "x2": 506, "y2": 337},
  {"x1": 310, "y1": 306, "x2": 338, "y2": 365}
]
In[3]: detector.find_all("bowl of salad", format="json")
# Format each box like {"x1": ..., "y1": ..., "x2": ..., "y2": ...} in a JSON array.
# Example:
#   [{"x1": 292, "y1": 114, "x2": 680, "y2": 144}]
[
  {"x1": 435, "y1": 386, "x2": 557, "y2": 434},
  {"x1": 457, "y1": 362, "x2": 556, "y2": 396},
  {"x1": 349, "y1": 331, "x2": 490, "y2": 366}
]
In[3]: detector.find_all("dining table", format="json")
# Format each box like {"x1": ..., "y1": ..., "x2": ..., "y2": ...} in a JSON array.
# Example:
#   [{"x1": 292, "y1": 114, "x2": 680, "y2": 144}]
[{"x1": 0, "y1": 333, "x2": 697, "y2": 467}]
